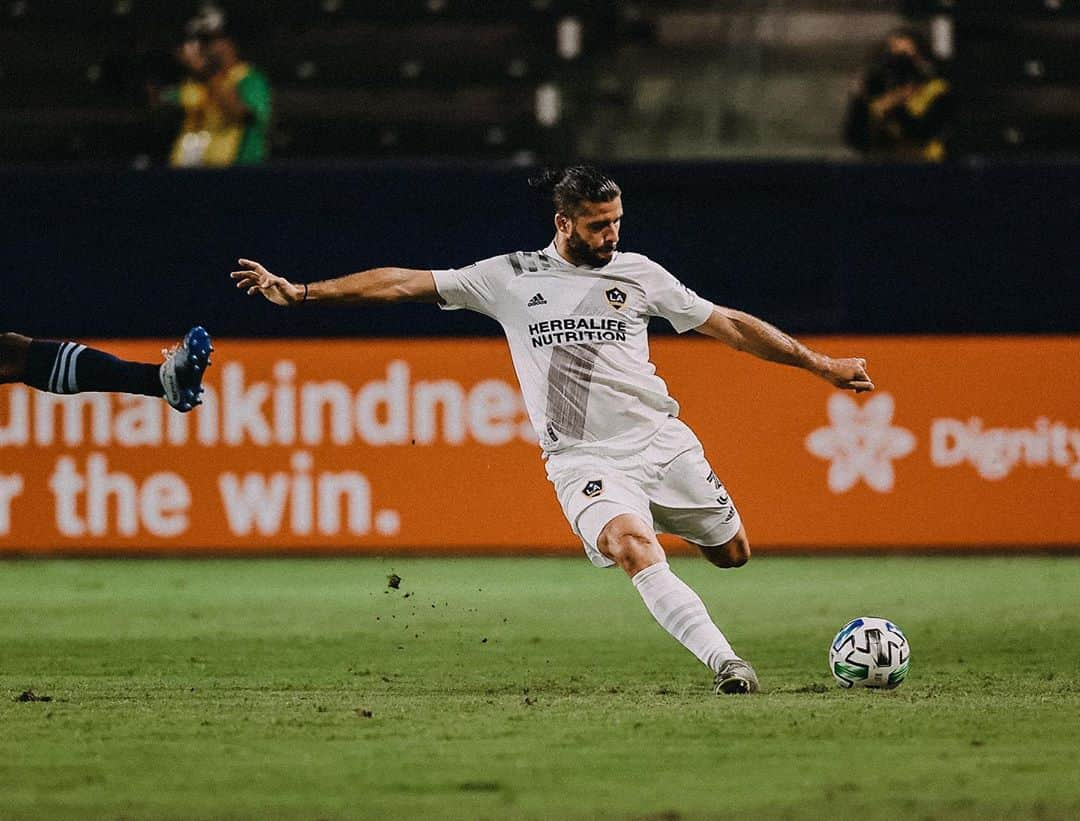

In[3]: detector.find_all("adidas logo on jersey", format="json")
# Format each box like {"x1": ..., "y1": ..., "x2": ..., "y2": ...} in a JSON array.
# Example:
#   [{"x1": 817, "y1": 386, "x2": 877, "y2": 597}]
[{"x1": 527, "y1": 293, "x2": 547, "y2": 307}]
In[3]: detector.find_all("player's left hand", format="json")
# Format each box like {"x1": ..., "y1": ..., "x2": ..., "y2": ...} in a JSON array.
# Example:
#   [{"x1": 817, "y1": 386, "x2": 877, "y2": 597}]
[{"x1": 823, "y1": 357, "x2": 875, "y2": 393}]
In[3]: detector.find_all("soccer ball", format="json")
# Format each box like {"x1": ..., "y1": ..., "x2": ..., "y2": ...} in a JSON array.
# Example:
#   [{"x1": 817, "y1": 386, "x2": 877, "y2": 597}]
[{"x1": 829, "y1": 616, "x2": 910, "y2": 689}]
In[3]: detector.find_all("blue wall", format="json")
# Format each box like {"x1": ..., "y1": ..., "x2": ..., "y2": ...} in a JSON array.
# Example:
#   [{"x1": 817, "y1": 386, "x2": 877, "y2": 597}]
[{"x1": 3, "y1": 161, "x2": 1078, "y2": 338}]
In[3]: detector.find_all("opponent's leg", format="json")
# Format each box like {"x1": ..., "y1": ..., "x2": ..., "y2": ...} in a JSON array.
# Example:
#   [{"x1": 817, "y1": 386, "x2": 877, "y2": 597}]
[
  {"x1": 0, "y1": 327, "x2": 211, "y2": 412},
  {"x1": 0, "y1": 333, "x2": 31, "y2": 384},
  {"x1": 21, "y1": 338, "x2": 163, "y2": 396},
  {"x1": 594, "y1": 511, "x2": 755, "y2": 692}
]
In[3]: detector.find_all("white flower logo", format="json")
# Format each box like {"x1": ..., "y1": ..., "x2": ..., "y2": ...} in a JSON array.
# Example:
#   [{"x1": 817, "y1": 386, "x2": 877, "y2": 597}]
[{"x1": 806, "y1": 393, "x2": 916, "y2": 493}]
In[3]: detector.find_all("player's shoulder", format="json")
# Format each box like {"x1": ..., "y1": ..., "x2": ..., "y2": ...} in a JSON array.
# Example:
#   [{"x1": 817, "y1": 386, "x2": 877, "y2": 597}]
[
  {"x1": 458, "y1": 251, "x2": 559, "y2": 271},
  {"x1": 611, "y1": 251, "x2": 675, "y2": 283},
  {"x1": 502, "y1": 249, "x2": 562, "y2": 276},
  {"x1": 451, "y1": 253, "x2": 518, "y2": 277},
  {"x1": 613, "y1": 250, "x2": 658, "y2": 268}
]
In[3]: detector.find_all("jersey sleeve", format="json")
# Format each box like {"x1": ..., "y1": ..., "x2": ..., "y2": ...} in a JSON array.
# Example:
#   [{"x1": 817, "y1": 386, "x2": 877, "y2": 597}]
[
  {"x1": 431, "y1": 255, "x2": 512, "y2": 319},
  {"x1": 642, "y1": 259, "x2": 714, "y2": 333}
]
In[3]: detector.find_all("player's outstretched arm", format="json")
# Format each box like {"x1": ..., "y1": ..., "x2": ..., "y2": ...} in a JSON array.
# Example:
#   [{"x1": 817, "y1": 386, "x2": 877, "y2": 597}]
[
  {"x1": 694, "y1": 306, "x2": 874, "y2": 393},
  {"x1": 230, "y1": 258, "x2": 441, "y2": 306}
]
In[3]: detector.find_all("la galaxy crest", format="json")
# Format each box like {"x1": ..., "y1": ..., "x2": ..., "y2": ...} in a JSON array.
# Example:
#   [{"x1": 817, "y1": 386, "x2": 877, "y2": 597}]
[{"x1": 605, "y1": 287, "x2": 627, "y2": 310}]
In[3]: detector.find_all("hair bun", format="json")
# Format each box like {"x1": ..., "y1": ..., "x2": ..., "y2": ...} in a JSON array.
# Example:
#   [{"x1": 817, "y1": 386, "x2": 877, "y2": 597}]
[{"x1": 527, "y1": 168, "x2": 564, "y2": 192}]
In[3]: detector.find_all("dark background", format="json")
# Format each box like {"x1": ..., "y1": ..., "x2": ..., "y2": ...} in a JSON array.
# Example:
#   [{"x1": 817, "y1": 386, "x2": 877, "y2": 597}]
[{"x1": 4, "y1": 159, "x2": 1078, "y2": 339}]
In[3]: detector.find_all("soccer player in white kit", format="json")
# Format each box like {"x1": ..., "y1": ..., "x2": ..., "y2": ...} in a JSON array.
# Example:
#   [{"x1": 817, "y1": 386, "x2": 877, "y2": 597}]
[{"x1": 231, "y1": 166, "x2": 875, "y2": 695}]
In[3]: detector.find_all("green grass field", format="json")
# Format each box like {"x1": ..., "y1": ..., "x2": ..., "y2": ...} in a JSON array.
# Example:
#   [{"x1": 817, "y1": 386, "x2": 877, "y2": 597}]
[{"x1": 2, "y1": 556, "x2": 1079, "y2": 820}]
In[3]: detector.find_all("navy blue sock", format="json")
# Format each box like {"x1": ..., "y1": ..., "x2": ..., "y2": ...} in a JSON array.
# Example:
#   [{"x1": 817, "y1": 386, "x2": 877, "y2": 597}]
[{"x1": 25, "y1": 340, "x2": 163, "y2": 397}]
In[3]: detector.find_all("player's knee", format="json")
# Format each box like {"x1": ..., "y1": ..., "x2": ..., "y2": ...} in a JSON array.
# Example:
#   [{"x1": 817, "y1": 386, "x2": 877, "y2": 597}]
[
  {"x1": 726, "y1": 535, "x2": 751, "y2": 567},
  {"x1": 0, "y1": 332, "x2": 31, "y2": 383},
  {"x1": 597, "y1": 514, "x2": 664, "y2": 577},
  {"x1": 701, "y1": 533, "x2": 751, "y2": 569}
]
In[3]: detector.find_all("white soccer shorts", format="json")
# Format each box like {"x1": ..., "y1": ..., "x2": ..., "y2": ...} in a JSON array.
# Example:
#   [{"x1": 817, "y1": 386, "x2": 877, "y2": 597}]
[{"x1": 545, "y1": 417, "x2": 742, "y2": 567}]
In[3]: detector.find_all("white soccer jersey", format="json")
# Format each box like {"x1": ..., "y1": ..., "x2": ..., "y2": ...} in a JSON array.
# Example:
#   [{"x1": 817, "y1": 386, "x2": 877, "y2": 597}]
[{"x1": 433, "y1": 243, "x2": 714, "y2": 456}]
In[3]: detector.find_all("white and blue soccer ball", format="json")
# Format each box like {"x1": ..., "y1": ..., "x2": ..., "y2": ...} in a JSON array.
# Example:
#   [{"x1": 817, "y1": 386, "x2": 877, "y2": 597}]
[{"x1": 829, "y1": 616, "x2": 910, "y2": 689}]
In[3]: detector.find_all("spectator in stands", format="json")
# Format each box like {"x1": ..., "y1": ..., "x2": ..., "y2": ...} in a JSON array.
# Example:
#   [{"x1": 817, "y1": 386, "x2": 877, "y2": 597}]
[
  {"x1": 160, "y1": 6, "x2": 271, "y2": 167},
  {"x1": 843, "y1": 28, "x2": 953, "y2": 162}
]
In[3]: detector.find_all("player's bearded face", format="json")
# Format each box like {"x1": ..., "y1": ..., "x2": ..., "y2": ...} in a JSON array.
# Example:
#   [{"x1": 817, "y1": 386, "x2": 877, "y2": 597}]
[
  {"x1": 561, "y1": 198, "x2": 622, "y2": 268},
  {"x1": 566, "y1": 230, "x2": 614, "y2": 267}
]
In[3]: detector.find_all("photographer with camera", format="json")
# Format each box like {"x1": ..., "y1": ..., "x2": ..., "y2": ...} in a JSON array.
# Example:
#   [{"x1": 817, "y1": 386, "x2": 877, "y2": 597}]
[
  {"x1": 158, "y1": 5, "x2": 272, "y2": 168},
  {"x1": 843, "y1": 29, "x2": 953, "y2": 162}
]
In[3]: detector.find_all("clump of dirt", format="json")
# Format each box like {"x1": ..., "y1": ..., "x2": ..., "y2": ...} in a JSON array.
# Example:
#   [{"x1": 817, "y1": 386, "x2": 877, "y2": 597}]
[
  {"x1": 387, "y1": 574, "x2": 402, "y2": 589},
  {"x1": 355, "y1": 708, "x2": 374, "y2": 718},
  {"x1": 14, "y1": 690, "x2": 52, "y2": 702},
  {"x1": 458, "y1": 782, "x2": 501, "y2": 792},
  {"x1": 791, "y1": 682, "x2": 829, "y2": 694}
]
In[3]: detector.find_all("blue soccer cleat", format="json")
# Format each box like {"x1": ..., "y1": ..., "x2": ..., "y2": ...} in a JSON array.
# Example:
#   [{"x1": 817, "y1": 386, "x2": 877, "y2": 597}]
[{"x1": 159, "y1": 326, "x2": 213, "y2": 412}]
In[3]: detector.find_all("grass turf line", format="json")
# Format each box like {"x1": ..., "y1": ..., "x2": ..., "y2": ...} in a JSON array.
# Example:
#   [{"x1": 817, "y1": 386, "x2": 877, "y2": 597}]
[{"x1": 1, "y1": 556, "x2": 1079, "y2": 820}]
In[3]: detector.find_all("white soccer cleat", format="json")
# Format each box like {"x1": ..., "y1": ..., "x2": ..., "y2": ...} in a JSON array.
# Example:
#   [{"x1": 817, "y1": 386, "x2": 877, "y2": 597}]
[
  {"x1": 160, "y1": 326, "x2": 213, "y2": 413},
  {"x1": 714, "y1": 658, "x2": 760, "y2": 694}
]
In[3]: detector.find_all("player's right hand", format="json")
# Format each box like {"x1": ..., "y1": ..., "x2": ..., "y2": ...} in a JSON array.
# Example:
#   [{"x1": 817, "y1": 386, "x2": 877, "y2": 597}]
[{"x1": 231, "y1": 259, "x2": 304, "y2": 306}]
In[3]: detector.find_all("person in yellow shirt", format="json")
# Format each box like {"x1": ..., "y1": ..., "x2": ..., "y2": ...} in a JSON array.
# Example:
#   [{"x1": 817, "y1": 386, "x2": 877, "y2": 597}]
[
  {"x1": 164, "y1": 8, "x2": 271, "y2": 168},
  {"x1": 844, "y1": 29, "x2": 953, "y2": 162}
]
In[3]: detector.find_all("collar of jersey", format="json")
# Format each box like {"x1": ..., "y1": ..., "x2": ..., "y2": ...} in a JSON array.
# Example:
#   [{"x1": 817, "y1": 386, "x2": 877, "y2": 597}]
[{"x1": 542, "y1": 242, "x2": 617, "y2": 270}]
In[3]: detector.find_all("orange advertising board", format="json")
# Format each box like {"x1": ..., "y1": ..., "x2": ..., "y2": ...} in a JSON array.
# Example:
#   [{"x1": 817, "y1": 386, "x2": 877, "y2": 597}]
[{"x1": 0, "y1": 337, "x2": 1077, "y2": 554}]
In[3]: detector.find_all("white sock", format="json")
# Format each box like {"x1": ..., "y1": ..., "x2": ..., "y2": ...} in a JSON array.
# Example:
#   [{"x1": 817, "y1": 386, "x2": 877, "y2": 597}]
[{"x1": 631, "y1": 561, "x2": 737, "y2": 673}]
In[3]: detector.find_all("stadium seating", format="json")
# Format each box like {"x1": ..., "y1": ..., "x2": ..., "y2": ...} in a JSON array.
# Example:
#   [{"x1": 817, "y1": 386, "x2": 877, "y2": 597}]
[
  {"x1": 572, "y1": 0, "x2": 906, "y2": 159},
  {"x1": 2, "y1": 1, "x2": 1079, "y2": 163},
  {"x1": 905, "y1": 0, "x2": 1080, "y2": 154},
  {"x1": 0, "y1": 0, "x2": 580, "y2": 164}
]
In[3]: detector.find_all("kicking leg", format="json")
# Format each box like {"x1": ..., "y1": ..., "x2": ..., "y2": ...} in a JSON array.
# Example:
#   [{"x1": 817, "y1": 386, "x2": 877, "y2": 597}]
[
  {"x1": 0, "y1": 327, "x2": 211, "y2": 412},
  {"x1": 593, "y1": 511, "x2": 757, "y2": 693}
]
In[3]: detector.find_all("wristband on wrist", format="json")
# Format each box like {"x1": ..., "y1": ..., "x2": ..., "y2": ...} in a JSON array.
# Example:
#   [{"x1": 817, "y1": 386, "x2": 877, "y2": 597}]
[{"x1": 301, "y1": 282, "x2": 309, "y2": 303}]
